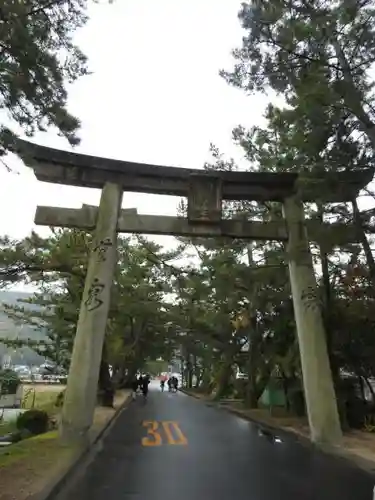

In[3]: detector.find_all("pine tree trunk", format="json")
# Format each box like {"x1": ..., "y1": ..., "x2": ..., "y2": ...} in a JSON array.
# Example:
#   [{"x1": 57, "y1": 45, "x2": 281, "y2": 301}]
[
  {"x1": 332, "y1": 39, "x2": 375, "y2": 148},
  {"x1": 352, "y1": 198, "x2": 375, "y2": 287},
  {"x1": 213, "y1": 357, "x2": 233, "y2": 401}
]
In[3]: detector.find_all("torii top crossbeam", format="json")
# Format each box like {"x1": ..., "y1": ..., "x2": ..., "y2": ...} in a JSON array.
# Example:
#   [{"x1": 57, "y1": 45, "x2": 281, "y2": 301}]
[{"x1": 17, "y1": 140, "x2": 374, "y2": 202}]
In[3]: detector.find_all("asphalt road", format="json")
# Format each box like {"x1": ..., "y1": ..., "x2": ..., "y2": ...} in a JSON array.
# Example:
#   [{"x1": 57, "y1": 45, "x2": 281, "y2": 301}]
[{"x1": 58, "y1": 381, "x2": 375, "y2": 500}]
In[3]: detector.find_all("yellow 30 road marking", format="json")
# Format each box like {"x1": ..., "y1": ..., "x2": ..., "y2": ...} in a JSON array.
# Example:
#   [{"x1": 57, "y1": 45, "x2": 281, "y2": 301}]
[
  {"x1": 141, "y1": 421, "x2": 162, "y2": 446},
  {"x1": 161, "y1": 421, "x2": 188, "y2": 445},
  {"x1": 141, "y1": 421, "x2": 188, "y2": 446}
]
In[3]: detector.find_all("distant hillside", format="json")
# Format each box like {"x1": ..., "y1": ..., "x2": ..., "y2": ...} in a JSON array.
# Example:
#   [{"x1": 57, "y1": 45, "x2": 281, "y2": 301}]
[{"x1": 0, "y1": 290, "x2": 47, "y2": 366}]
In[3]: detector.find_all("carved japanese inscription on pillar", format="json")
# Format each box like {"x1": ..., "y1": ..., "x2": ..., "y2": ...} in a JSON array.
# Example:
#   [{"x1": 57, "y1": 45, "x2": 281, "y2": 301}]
[
  {"x1": 84, "y1": 278, "x2": 105, "y2": 311},
  {"x1": 188, "y1": 175, "x2": 222, "y2": 224},
  {"x1": 300, "y1": 286, "x2": 321, "y2": 312},
  {"x1": 93, "y1": 237, "x2": 113, "y2": 262}
]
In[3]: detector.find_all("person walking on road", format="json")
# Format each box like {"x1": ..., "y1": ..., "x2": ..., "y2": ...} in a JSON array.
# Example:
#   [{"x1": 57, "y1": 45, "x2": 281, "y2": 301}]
[
  {"x1": 140, "y1": 374, "x2": 150, "y2": 400},
  {"x1": 167, "y1": 377, "x2": 173, "y2": 392},
  {"x1": 160, "y1": 379, "x2": 165, "y2": 392},
  {"x1": 172, "y1": 376, "x2": 178, "y2": 392}
]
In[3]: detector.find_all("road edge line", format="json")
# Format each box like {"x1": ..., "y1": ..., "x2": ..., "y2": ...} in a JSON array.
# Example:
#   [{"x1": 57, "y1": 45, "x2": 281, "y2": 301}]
[{"x1": 180, "y1": 388, "x2": 375, "y2": 476}]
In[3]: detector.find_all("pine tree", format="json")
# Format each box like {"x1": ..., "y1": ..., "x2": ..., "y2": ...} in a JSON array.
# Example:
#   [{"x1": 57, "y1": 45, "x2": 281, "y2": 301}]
[{"x1": 0, "y1": 0, "x2": 90, "y2": 159}]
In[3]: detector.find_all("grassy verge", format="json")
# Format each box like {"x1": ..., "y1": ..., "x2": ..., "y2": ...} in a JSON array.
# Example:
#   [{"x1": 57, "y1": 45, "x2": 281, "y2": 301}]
[
  {"x1": 0, "y1": 389, "x2": 131, "y2": 500},
  {"x1": 22, "y1": 383, "x2": 64, "y2": 412},
  {"x1": 0, "y1": 431, "x2": 75, "y2": 467},
  {"x1": 0, "y1": 431, "x2": 78, "y2": 500}
]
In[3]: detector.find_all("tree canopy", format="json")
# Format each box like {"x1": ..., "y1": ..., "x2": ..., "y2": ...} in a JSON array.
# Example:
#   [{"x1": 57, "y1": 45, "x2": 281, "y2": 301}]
[{"x1": 0, "y1": 0, "x2": 91, "y2": 159}]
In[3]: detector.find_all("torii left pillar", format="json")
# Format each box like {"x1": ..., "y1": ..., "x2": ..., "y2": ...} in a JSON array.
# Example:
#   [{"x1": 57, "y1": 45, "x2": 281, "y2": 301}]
[{"x1": 60, "y1": 182, "x2": 123, "y2": 444}]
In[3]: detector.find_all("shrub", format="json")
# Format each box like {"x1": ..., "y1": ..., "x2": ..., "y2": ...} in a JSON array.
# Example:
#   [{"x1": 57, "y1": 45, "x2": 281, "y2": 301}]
[
  {"x1": 16, "y1": 409, "x2": 49, "y2": 435},
  {"x1": 0, "y1": 369, "x2": 21, "y2": 395},
  {"x1": 55, "y1": 390, "x2": 65, "y2": 407}
]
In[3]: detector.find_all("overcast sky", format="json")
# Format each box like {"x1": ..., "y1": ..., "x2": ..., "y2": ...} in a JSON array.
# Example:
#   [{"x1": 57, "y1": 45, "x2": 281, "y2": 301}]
[{"x1": 0, "y1": 0, "x2": 271, "y2": 248}]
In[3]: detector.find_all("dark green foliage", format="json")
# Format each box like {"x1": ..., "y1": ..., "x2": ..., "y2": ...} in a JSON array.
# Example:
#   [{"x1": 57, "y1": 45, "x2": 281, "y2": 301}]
[
  {"x1": 16, "y1": 409, "x2": 49, "y2": 435},
  {"x1": 0, "y1": 0, "x2": 90, "y2": 159},
  {"x1": 0, "y1": 230, "x2": 184, "y2": 402},
  {"x1": 222, "y1": 0, "x2": 375, "y2": 152},
  {"x1": 0, "y1": 368, "x2": 20, "y2": 395}
]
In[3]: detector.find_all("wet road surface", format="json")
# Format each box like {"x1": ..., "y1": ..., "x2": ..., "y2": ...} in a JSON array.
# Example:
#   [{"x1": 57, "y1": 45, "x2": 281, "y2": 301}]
[{"x1": 58, "y1": 382, "x2": 374, "y2": 500}]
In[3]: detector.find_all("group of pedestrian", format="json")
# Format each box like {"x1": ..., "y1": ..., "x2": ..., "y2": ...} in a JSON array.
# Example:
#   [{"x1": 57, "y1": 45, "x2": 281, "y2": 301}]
[
  {"x1": 131, "y1": 373, "x2": 150, "y2": 400},
  {"x1": 166, "y1": 376, "x2": 178, "y2": 393},
  {"x1": 130, "y1": 373, "x2": 179, "y2": 399}
]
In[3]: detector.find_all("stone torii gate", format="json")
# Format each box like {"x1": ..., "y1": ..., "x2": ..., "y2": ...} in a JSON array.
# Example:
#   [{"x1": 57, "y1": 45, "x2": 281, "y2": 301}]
[{"x1": 17, "y1": 140, "x2": 374, "y2": 446}]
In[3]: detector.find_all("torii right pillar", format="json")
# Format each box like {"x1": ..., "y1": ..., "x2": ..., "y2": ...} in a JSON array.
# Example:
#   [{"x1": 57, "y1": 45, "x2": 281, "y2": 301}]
[{"x1": 283, "y1": 195, "x2": 342, "y2": 445}]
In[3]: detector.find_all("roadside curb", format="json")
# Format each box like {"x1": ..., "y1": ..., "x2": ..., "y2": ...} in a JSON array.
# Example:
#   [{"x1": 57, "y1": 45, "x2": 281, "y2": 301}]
[
  {"x1": 219, "y1": 403, "x2": 312, "y2": 445},
  {"x1": 27, "y1": 392, "x2": 133, "y2": 500},
  {"x1": 179, "y1": 388, "x2": 203, "y2": 400},
  {"x1": 219, "y1": 404, "x2": 375, "y2": 474},
  {"x1": 181, "y1": 389, "x2": 375, "y2": 475}
]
